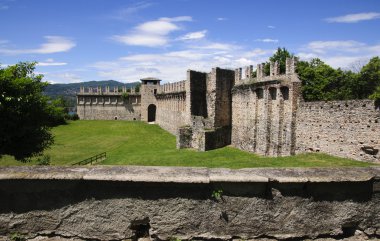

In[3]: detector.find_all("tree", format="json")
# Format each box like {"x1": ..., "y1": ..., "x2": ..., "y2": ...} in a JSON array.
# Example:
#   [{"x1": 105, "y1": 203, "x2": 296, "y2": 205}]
[
  {"x1": 356, "y1": 57, "x2": 380, "y2": 99},
  {"x1": 297, "y1": 58, "x2": 362, "y2": 101},
  {"x1": 257, "y1": 47, "x2": 294, "y2": 76},
  {"x1": 369, "y1": 86, "x2": 380, "y2": 109},
  {"x1": 297, "y1": 58, "x2": 334, "y2": 101},
  {"x1": 0, "y1": 62, "x2": 64, "y2": 161},
  {"x1": 269, "y1": 47, "x2": 294, "y2": 74}
]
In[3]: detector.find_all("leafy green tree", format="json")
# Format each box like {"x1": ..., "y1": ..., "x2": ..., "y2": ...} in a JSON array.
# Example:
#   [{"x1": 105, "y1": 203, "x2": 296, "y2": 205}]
[
  {"x1": 257, "y1": 47, "x2": 294, "y2": 76},
  {"x1": 269, "y1": 47, "x2": 294, "y2": 74},
  {"x1": 297, "y1": 58, "x2": 333, "y2": 101},
  {"x1": 0, "y1": 62, "x2": 64, "y2": 161},
  {"x1": 297, "y1": 58, "x2": 361, "y2": 101},
  {"x1": 369, "y1": 86, "x2": 380, "y2": 108},
  {"x1": 356, "y1": 57, "x2": 380, "y2": 98}
]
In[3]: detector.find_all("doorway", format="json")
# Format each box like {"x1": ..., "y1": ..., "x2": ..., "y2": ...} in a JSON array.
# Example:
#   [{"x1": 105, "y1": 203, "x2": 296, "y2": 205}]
[{"x1": 148, "y1": 104, "x2": 156, "y2": 122}]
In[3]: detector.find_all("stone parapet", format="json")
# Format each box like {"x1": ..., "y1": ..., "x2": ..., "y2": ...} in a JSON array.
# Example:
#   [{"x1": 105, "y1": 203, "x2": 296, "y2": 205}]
[
  {"x1": 157, "y1": 80, "x2": 186, "y2": 94},
  {"x1": 0, "y1": 166, "x2": 379, "y2": 240},
  {"x1": 0, "y1": 166, "x2": 378, "y2": 184}
]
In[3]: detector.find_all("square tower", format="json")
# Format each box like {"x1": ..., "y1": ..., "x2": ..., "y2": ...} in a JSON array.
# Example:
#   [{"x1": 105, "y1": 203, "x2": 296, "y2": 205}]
[{"x1": 140, "y1": 77, "x2": 161, "y2": 122}]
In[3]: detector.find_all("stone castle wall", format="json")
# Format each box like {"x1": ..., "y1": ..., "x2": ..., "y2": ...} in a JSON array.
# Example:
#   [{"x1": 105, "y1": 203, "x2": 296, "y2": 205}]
[
  {"x1": 231, "y1": 81, "x2": 301, "y2": 156},
  {"x1": 77, "y1": 91, "x2": 141, "y2": 120},
  {"x1": 155, "y1": 81, "x2": 187, "y2": 134},
  {"x1": 231, "y1": 58, "x2": 301, "y2": 157},
  {"x1": 76, "y1": 57, "x2": 379, "y2": 163},
  {"x1": 296, "y1": 99, "x2": 380, "y2": 162},
  {"x1": 178, "y1": 68, "x2": 235, "y2": 151}
]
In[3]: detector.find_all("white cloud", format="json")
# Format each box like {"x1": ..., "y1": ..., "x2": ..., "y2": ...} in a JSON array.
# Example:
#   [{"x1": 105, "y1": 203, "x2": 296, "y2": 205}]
[
  {"x1": 217, "y1": 17, "x2": 227, "y2": 21},
  {"x1": 243, "y1": 48, "x2": 274, "y2": 58},
  {"x1": 298, "y1": 40, "x2": 380, "y2": 69},
  {"x1": 267, "y1": 25, "x2": 276, "y2": 29},
  {"x1": 325, "y1": 12, "x2": 380, "y2": 23},
  {"x1": 213, "y1": 56, "x2": 231, "y2": 64},
  {"x1": 0, "y1": 63, "x2": 10, "y2": 68},
  {"x1": 235, "y1": 57, "x2": 255, "y2": 66},
  {"x1": 178, "y1": 30, "x2": 207, "y2": 41},
  {"x1": 112, "y1": 34, "x2": 168, "y2": 47},
  {"x1": 136, "y1": 20, "x2": 180, "y2": 35},
  {"x1": 304, "y1": 40, "x2": 366, "y2": 54},
  {"x1": 44, "y1": 72, "x2": 82, "y2": 84},
  {"x1": 113, "y1": 2, "x2": 154, "y2": 20},
  {"x1": 159, "y1": 16, "x2": 192, "y2": 22},
  {"x1": 323, "y1": 56, "x2": 370, "y2": 68},
  {"x1": 0, "y1": 39, "x2": 9, "y2": 45},
  {"x1": 255, "y1": 38, "x2": 279, "y2": 43},
  {"x1": 192, "y1": 42, "x2": 238, "y2": 50},
  {"x1": 0, "y1": 0, "x2": 12, "y2": 10},
  {"x1": 0, "y1": 36, "x2": 76, "y2": 55},
  {"x1": 90, "y1": 44, "x2": 274, "y2": 83},
  {"x1": 165, "y1": 50, "x2": 207, "y2": 60},
  {"x1": 112, "y1": 16, "x2": 192, "y2": 47},
  {"x1": 297, "y1": 52, "x2": 318, "y2": 60},
  {"x1": 37, "y1": 58, "x2": 67, "y2": 66}
]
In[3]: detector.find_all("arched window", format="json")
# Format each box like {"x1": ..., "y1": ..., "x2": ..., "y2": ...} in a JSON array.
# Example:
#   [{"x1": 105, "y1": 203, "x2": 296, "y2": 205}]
[
  {"x1": 269, "y1": 87, "x2": 277, "y2": 100},
  {"x1": 280, "y1": 86, "x2": 289, "y2": 100},
  {"x1": 256, "y1": 88, "x2": 264, "y2": 99}
]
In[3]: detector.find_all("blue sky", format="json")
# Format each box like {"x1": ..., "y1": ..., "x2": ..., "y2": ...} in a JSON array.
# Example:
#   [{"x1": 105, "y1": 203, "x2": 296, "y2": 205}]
[{"x1": 1, "y1": 0, "x2": 380, "y2": 83}]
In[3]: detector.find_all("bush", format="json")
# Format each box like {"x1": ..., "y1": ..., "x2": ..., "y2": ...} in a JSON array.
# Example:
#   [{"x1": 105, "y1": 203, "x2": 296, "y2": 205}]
[
  {"x1": 64, "y1": 113, "x2": 80, "y2": 121},
  {"x1": 36, "y1": 155, "x2": 51, "y2": 165}
]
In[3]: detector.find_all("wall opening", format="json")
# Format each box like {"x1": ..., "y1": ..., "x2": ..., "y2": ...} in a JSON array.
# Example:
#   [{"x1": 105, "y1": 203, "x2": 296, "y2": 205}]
[
  {"x1": 256, "y1": 88, "x2": 264, "y2": 99},
  {"x1": 148, "y1": 104, "x2": 156, "y2": 122},
  {"x1": 269, "y1": 87, "x2": 277, "y2": 100},
  {"x1": 114, "y1": 116, "x2": 118, "y2": 120},
  {"x1": 130, "y1": 217, "x2": 150, "y2": 241},
  {"x1": 280, "y1": 86, "x2": 289, "y2": 100},
  {"x1": 189, "y1": 71, "x2": 207, "y2": 117}
]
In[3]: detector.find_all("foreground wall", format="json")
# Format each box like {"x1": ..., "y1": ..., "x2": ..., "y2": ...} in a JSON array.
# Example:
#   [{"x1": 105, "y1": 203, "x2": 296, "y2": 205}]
[
  {"x1": 0, "y1": 166, "x2": 379, "y2": 241},
  {"x1": 296, "y1": 100, "x2": 380, "y2": 162}
]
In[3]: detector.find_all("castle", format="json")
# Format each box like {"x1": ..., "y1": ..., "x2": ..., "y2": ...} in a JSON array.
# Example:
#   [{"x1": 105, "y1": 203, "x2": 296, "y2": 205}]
[{"x1": 77, "y1": 57, "x2": 380, "y2": 162}]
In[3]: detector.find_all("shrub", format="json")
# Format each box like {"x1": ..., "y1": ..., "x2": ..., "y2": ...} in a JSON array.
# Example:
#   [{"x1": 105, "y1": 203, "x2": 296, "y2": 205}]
[{"x1": 36, "y1": 155, "x2": 51, "y2": 165}]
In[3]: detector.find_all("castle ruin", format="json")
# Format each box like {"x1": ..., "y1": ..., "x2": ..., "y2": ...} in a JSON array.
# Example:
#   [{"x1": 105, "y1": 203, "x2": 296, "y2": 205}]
[{"x1": 77, "y1": 57, "x2": 380, "y2": 162}]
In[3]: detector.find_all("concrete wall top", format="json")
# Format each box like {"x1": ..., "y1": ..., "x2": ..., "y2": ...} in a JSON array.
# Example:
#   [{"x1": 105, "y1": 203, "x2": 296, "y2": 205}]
[{"x1": 0, "y1": 166, "x2": 379, "y2": 183}]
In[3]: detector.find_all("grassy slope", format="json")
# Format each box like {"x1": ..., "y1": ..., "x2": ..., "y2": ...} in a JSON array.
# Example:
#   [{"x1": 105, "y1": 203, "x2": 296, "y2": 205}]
[{"x1": 0, "y1": 120, "x2": 374, "y2": 168}]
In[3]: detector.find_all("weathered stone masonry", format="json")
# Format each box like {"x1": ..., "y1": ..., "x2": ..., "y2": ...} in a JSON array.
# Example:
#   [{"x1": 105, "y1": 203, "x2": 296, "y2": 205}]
[
  {"x1": 0, "y1": 166, "x2": 380, "y2": 240},
  {"x1": 77, "y1": 57, "x2": 380, "y2": 162},
  {"x1": 296, "y1": 99, "x2": 380, "y2": 162},
  {"x1": 77, "y1": 86, "x2": 141, "y2": 120},
  {"x1": 156, "y1": 80, "x2": 187, "y2": 135},
  {"x1": 231, "y1": 58, "x2": 301, "y2": 157}
]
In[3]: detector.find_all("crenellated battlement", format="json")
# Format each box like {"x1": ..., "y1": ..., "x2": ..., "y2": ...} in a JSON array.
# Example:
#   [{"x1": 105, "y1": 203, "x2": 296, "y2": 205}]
[
  {"x1": 78, "y1": 86, "x2": 140, "y2": 95},
  {"x1": 235, "y1": 57, "x2": 299, "y2": 85},
  {"x1": 157, "y1": 80, "x2": 186, "y2": 94}
]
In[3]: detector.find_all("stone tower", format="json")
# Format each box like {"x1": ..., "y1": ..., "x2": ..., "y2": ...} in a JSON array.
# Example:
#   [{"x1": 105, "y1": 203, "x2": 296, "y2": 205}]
[{"x1": 140, "y1": 77, "x2": 161, "y2": 122}]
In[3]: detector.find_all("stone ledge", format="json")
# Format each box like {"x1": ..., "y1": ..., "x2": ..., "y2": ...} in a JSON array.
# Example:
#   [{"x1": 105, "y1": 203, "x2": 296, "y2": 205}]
[{"x1": 0, "y1": 166, "x2": 379, "y2": 183}]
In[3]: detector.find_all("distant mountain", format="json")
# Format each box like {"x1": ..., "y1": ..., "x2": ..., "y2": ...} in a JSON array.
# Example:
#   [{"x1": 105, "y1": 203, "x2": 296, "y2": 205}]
[{"x1": 44, "y1": 80, "x2": 140, "y2": 99}]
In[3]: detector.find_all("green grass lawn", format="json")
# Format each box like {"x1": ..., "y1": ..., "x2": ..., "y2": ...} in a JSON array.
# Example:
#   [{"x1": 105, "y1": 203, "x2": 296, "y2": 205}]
[{"x1": 0, "y1": 120, "x2": 375, "y2": 168}]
